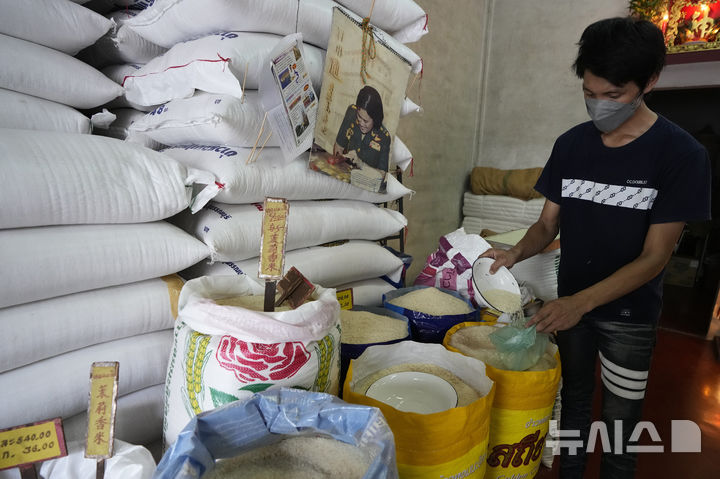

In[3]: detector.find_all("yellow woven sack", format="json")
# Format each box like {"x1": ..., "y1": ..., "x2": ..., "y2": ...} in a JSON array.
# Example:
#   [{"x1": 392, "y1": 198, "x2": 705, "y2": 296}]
[
  {"x1": 470, "y1": 167, "x2": 544, "y2": 200},
  {"x1": 343, "y1": 341, "x2": 495, "y2": 479},
  {"x1": 444, "y1": 322, "x2": 561, "y2": 479}
]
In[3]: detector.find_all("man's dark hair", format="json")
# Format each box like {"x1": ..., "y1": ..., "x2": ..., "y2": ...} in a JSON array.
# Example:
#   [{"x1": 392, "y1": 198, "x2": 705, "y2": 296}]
[
  {"x1": 355, "y1": 85, "x2": 384, "y2": 128},
  {"x1": 573, "y1": 17, "x2": 666, "y2": 90}
]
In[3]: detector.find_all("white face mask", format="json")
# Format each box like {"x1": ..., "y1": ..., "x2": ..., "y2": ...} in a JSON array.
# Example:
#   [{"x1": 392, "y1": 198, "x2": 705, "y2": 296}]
[{"x1": 585, "y1": 94, "x2": 643, "y2": 133}]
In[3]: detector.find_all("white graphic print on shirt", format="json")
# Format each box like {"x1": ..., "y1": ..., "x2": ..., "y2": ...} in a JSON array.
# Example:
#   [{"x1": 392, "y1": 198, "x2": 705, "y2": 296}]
[{"x1": 561, "y1": 178, "x2": 658, "y2": 210}]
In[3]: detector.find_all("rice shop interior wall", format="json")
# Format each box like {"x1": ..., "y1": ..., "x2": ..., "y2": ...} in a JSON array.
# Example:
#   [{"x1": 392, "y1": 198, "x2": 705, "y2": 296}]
[{"x1": 397, "y1": 0, "x2": 489, "y2": 282}]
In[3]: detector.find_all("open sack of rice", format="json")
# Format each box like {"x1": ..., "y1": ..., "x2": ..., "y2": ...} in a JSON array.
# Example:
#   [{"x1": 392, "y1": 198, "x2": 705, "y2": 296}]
[
  {"x1": 343, "y1": 341, "x2": 495, "y2": 478},
  {"x1": 163, "y1": 275, "x2": 341, "y2": 448},
  {"x1": 444, "y1": 322, "x2": 561, "y2": 479},
  {"x1": 338, "y1": 306, "x2": 410, "y2": 394},
  {"x1": 155, "y1": 388, "x2": 398, "y2": 479},
  {"x1": 383, "y1": 286, "x2": 478, "y2": 343}
]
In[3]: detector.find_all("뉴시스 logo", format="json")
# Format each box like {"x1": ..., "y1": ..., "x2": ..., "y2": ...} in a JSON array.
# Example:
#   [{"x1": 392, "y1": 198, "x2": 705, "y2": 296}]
[{"x1": 546, "y1": 419, "x2": 701, "y2": 455}]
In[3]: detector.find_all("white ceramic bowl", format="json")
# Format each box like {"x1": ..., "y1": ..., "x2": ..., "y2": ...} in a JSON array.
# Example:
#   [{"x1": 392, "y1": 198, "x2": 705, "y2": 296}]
[
  {"x1": 471, "y1": 256, "x2": 521, "y2": 312},
  {"x1": 365, "y1": 371, "x2": 458, "y2": 414}
]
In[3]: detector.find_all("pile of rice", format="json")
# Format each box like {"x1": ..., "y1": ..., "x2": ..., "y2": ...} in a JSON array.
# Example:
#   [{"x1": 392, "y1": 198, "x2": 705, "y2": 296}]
[
  {"x1": 480, "y1": 288, "x2": 522, "y2": 313},
  {"x1": 353, "y1": 362, "x2": 480, "y2": 408},
  {"x1": 388, "y1": 287, "x2": 473, "y2": 316},
  {"x1": 448, "y1": 324, "x2": 557, "y2": 371},
  {"x1": 339, "y1": 310, "x2": 408, "y2": 344},
  {"x1": 203, "y1": 435, "x2": 370, "y2": 479},
  {"x1": 215, "y1": 294, "x2": 309, "y2": 312}
]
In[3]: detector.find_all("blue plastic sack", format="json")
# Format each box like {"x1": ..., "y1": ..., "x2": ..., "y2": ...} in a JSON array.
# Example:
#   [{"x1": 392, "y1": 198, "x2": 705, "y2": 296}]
[
  {"x1": 153, "y1": 388, "x2": 398, "y2": 479},
  {"x1": 383, "y1": 286, "x2": 478, "y2": 343},
  {"x1": 339, "y1": 306, "x2": 410, "y2": 396}
]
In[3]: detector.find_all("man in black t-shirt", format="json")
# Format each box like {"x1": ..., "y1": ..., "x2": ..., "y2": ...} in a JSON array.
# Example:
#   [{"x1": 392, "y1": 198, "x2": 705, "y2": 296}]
[{"x1": 481, "y1": 17, "x2": 711, "y2": 479}]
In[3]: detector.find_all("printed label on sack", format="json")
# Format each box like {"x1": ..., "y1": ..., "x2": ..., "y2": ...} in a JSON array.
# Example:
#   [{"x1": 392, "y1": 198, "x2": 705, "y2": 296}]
[
  {"x1": 336, "y1": 288, "x2": 354, "y2": 310},
  {"x1": 85, "y1": 362, "x2": 119, "y2": 459},
  {"x1": 0, "y1": 419, "x2": 67, "y2": 471}
]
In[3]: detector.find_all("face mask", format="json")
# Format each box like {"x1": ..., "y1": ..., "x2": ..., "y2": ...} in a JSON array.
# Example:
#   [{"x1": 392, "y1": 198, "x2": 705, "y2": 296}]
[{"x1": 585, "y1": 94, "x2": 642, "y2": 133}]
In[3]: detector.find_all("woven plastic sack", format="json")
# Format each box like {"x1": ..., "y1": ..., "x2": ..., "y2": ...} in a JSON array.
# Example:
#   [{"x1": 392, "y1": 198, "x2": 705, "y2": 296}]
[
  {"x1": 122, "y1": 31, "x2": 325, "y2": 106},
  {"x1": 156, "y1": 388, "x2": 398, "y2": 479},
  {"x1": 383, "y1": 286, "x2": 478, "y2": 343},
  {"x1": 336, "y1": 0, "x2": 427, "y2": 44},
  {"x1": 102, "y1": 63, "x2": 154, "y2": 111},
  {"x1": 344, "y1": 341, "x2": 495, "y2": 479},
  {"x1": 0, "y1": 129, "x2": 218, "y2": 228},
  {"x1": 162, "y1": 275, "x2": 341, "y2": 447},
  {"x1": 0, "y1": 0, "x2": 113, "y2": 55},
  {"x1": 172, "y1": 199, "x2": 407, "y2": 262},
  {"x1": 161, "y1": 146, "x2": 413, "y2": 203},
  {"x1": 0, "y1": 34, "x2": 123, "y2": 109},
  {"x1": 0, "y1": 88, "x2": 91, "y2": 134},
  {"x1": 92, "y1": 108, "x2": 165, "y2": 150},
  {"x1": 445, "y1": 323, "x2": 561, "y2": 479}
]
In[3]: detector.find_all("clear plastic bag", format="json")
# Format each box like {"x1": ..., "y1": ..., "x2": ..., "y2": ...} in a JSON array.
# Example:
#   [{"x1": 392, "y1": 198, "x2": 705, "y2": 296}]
[{"x1": 489, "y1": 315, "x2": 550, "y2": 371}]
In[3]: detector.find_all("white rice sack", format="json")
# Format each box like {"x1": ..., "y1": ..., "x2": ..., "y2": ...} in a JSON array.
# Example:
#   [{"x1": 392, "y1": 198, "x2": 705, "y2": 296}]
[
  {"x1": 400, "y1": 96, "x2": 422, "y2": 116},
  {"x1": 334, "y1": 278, "x2": 396, "y2": 307},
  {"x1": 162, "y1": 146, "x2": 414, "y2": 203},
  {"x1": 0, "y1": 129, "x2": 218, "y2": 228},
  {"x1": 78, "y1": 9, "x2": 168, "y2": 68},
  {"x1": 0, "y1": 88, "x2": 91, "y2": 134},
  {"x1": 172, "y1": 199, "x2": 407, "y2": 262},
  {"x1": 0, "y1": 330, "x2": 172, "y2": 430},
  {"x1": 0, "y1": 34, "x2": 123, "y2": 109},
  {"x1": 392, "y1": 137, "x2": 413, "y2": 171},
  {"x1": 92, "y1": 108, "x2": 166, "y2": 150},
  {"x1": 129, "y1": 91, "x2": 276, "y2": 147},
  {"x1": 102, "y1": 63, "x2": 155, "y2": 111},
  {"x1": 0, "y1": 275, "x2": 183, "y2": 373},
  {"x1": 0, "y1": 221, "x2": 210, "y2": 308},
  {"x1": 122, "y1": 32, "x2": 325, "y2": 106},
  {"x1": 163, "y1": 275, "x2": 341, "y2": 447},
  {"x1": 0, "y1": 0, "x2": 113, "y2": 55},
  {"x1": 183, "y1": 240, "x2": 405, "y2": 288},
  {"x1": 336, "y1": 0, "x2": 428, "y2": 44},
  {"x1": 62, "y1": 384, "x2": 164, "y2": 446},
  {"x1": 509, "y1": 250, "x2": 561, "y2": 301},
  {"x1": 125, "y1": 0, "x2": 338, "y2": 49},
  {"x1": 30, "y1": 440, "x2": 156, "y2": 479}
]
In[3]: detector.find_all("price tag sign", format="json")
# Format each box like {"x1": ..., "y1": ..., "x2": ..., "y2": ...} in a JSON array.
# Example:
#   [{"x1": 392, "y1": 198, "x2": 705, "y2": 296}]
[
  {"x1": 259, "y1": 197, "x2": 289, "y2": 280},
  {"x1": 0, "y1": 418, "x2": 67, "y2": 471},
  {"x1": 336, "y1": 288, "x2": 354, "y2": 310},
  {"x1": 85, "y1": 362, "x2": 119, "y2": 459}
]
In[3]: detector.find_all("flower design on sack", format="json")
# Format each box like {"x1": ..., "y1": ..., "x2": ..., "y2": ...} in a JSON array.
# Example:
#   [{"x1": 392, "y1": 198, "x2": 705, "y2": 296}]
[{"x1": 216, "y1": 336, "x2": 310, "y2": 382}]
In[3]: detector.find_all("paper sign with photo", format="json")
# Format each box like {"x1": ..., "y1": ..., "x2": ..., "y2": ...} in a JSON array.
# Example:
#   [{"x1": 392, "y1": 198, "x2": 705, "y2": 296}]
[{"x1": 309, "y1": 7, "x2": 412, "y2": 193}]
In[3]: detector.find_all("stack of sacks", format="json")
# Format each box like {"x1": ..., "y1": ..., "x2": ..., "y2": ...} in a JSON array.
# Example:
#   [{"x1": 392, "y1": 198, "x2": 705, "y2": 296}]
[
  {"x1": 108, "y1": 0, "x2": 425, "y2": 304},
  {"x1": 0, "y1": 129, "x2": 214, "y2": 450},
  {"x1": 462, "y1": 167, "x2": 545, "y2": 236},
  {"x1": 0, "y1": 0, "x2": 124, "y2": 132}
]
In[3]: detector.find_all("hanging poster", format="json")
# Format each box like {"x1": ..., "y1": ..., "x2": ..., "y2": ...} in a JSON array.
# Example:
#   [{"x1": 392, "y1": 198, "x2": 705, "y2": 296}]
[{"x1": 309, "y1": 7, "x2": 412, "y2": 193}]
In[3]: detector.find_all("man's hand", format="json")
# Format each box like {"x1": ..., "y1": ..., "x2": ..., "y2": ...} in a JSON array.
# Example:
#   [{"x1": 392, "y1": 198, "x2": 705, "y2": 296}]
[
  {"x1": 526, "y1": 296, "x2": 586, "y2": 333},
  {"x1": 479, "y1": 248, "x2": 521, "y2": 274}
]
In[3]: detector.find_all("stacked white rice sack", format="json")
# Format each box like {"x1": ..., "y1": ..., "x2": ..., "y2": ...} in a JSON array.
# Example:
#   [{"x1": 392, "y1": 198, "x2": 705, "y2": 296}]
[
  {"x1": 0, "y1": 1, "x2": 218, "y2": 457},
  {"x1": 106, "y1": 0, "x2": 426, "y2": 306},
  {"x1": 461, "y1": 192, "x2": 546, "y2": 236}
]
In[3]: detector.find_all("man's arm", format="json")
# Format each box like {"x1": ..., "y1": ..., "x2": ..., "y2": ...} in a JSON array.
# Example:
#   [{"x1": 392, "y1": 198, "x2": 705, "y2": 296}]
[
  {"x1": 480, "y1": 199, "x2": 560, "y2": 273},
  {"x1": 528, "y1": 221, "x2": 685, "y2": 332}
]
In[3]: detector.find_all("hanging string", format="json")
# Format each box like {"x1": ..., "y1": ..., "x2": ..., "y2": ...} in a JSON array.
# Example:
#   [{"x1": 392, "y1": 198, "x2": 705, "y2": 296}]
[{"x1": 360, "y1": 17, "x2": 377, "y2": 85}]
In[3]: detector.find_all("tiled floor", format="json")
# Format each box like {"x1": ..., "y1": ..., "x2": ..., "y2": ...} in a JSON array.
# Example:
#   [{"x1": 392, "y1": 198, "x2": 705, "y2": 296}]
[{"x1": 536, "y1": 283, "x2": 720, "y2": 478}]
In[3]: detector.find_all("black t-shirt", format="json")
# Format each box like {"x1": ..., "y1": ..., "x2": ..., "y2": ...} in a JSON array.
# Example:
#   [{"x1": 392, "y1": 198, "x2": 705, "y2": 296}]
[{"x1": 535, "y1": 116, "x2": 711, "y2": 324}]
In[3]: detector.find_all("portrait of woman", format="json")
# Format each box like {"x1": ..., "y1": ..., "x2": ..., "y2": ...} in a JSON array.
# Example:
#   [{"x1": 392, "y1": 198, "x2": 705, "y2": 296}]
[{"x1": 332, "y1": 85, "x2": 391, "y2": 172}]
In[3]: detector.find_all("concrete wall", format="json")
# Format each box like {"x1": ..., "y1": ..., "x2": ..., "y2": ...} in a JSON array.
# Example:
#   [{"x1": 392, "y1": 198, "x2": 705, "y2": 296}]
[{"x1": 398, "y1": 0, "x2": 628, "y2": 282}]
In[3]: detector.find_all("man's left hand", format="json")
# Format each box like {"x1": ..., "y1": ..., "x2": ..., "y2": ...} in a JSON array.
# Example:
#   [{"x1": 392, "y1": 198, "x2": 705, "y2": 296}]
[{"x1": 526, "y1": 296, "x2": 585, "y2": 333}]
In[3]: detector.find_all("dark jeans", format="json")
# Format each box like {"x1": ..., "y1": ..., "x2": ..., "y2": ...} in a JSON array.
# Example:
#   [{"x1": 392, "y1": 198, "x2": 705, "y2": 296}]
[{"x1": 556, "y1": 317, "x2": 657, "y2": 479}]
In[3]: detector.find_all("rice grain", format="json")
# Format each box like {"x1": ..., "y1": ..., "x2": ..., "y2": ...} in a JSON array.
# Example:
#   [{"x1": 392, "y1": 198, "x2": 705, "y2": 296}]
[
  {"x1": 388, "y1": 287, "x2": 472, "y2": 316},
  {"x1": 340, "y1": 310, "x2": 408, "y2": 344}
]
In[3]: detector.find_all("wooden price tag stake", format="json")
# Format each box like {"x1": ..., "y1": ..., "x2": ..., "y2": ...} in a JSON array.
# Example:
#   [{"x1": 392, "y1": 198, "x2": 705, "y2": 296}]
[
  {"x1": 259, "y1": 197, "x2": 289, "y2": 312},
  {"x1": 85, "y1": 362, "x2": 119, "y2": 479},
  {"x1": 0, "y1": 418, "x2": 67, "y2": 478}
]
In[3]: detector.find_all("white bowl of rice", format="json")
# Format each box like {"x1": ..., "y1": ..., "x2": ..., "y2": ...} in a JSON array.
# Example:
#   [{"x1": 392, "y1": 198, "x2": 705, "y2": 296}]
[{"x1": 471, "y1": 257, "x2": 521, "y2": 313}]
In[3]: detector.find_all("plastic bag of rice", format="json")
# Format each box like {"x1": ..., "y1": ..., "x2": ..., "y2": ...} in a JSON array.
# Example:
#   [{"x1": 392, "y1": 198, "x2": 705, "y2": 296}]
[
  {"x1": 338, "y1": 306, "x2": 410, "y2": 395},
  {"x1": 154, "y1": 388, "x2": 399, "y2": 479},
  {"x1": 383, "y1": 286, "x2": 478, "y2": 343},
  {"x1": 344, "y1": 341, "x2": 495, "y2": 478}
]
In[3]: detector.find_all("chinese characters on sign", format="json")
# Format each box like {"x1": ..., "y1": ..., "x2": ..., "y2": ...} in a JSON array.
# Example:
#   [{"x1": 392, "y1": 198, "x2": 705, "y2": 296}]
[
  {"x1": 259, "y1": 198, "x2": 289, "y2": 280},
  {"x1": 85, "y1": 362, "x2": 119, "y2": 459}
]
